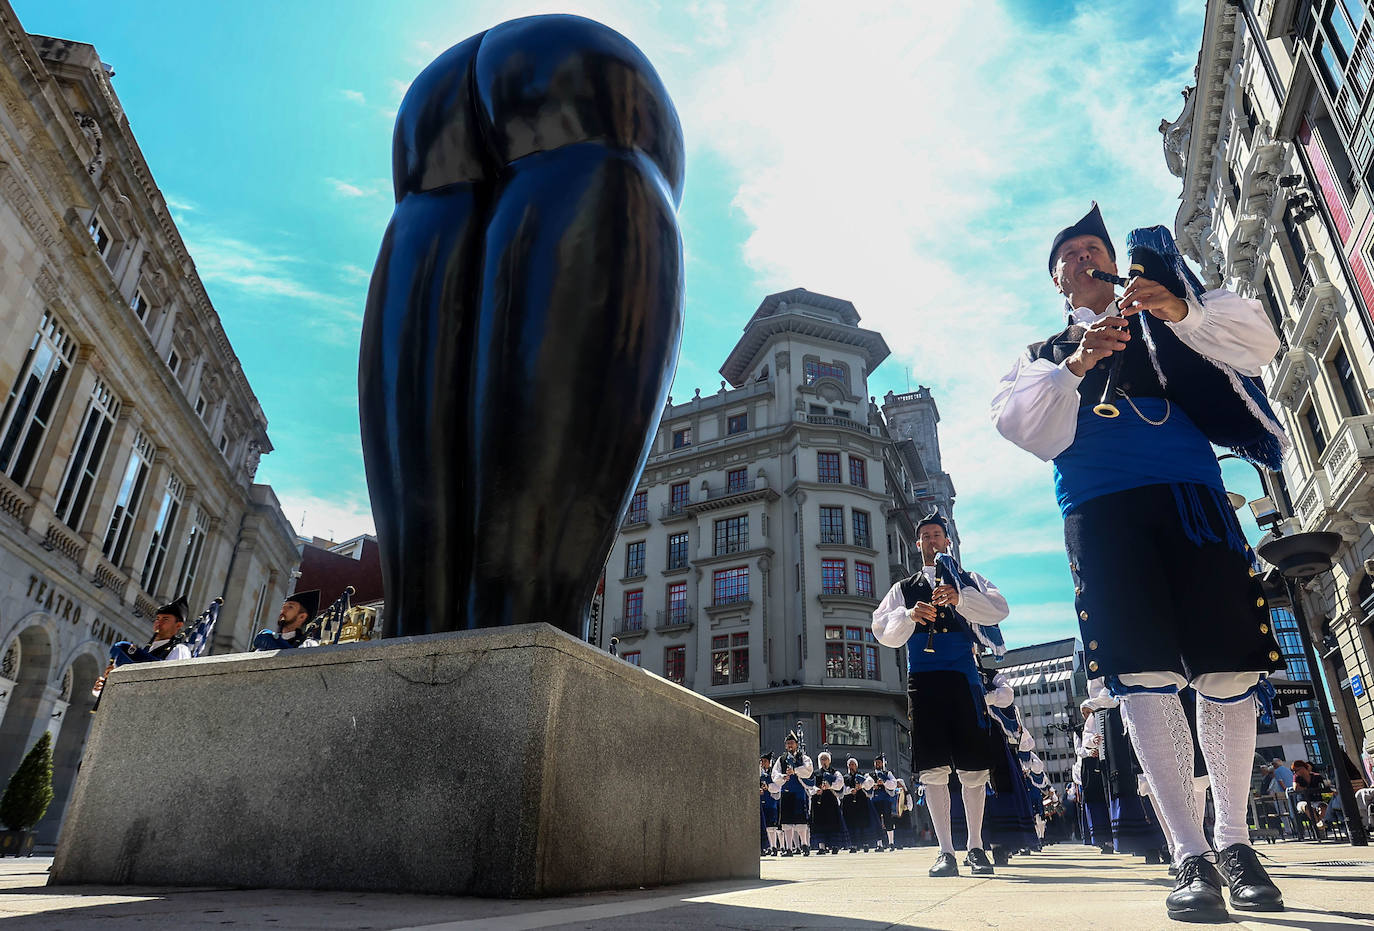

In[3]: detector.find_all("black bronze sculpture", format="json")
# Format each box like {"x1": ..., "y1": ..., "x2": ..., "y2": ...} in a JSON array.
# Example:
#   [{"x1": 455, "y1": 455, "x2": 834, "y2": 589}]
[{"x1": 359, "y1": 15, "x2": 685, "y2": 638}]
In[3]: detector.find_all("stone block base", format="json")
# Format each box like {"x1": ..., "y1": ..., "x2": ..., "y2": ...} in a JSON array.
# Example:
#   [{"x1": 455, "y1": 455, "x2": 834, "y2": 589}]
[{"x1": 49, "y1": 623, "x2": 758, "y2": 897}]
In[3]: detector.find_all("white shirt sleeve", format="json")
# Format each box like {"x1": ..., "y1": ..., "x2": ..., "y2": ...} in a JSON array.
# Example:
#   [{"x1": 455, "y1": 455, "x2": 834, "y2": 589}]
[
  {"x1": 166, "y1": 644, "x2": 193, "y2": 662},
  {"x1": 990, "y1": 352, "x2": 1083, "y2": 461},
  {"x1": 1167, "y1": 289, "x2": 1281, "y2": 377},
  {"x1": 883, "y1": 772, "x2": 899, "y2": 793},
  {"x1": 957, "y1": 571, "x2": 1008, "y2": 626},
  {"x1": 871, "y1": 581, "x2": 915, "y2": 648},
  {"x1": 986, "y1": 673, "x2": 1015, "y2": 709},
  {"x1": 794, "y1": 754, "x2": 814, "y2": 779},
  {"x1": 862, "y1": 774, "x2": 875, "y2": 792}
]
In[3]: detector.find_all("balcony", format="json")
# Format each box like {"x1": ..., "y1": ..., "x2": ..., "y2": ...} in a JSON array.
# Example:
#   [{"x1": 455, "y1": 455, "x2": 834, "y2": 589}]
[
  {"x1": 705, "y1": 594, "x2": 753, "y2": 617},
  {"x1": 0, "y1": 472, "x2": 33, "y2": 526},
  {"x1": 1286, "y1": 254, "x2": 1341, "y2": 356},
  {"x1": 612, "y1": 615, "x2": 648, "y2": 640},
  {"x1": 92, "y1": 557, "x2": 129, "y2": 598},
  {"x1": 819, "y1": 531, "x2": 845, "y2": 545},
  {"x1": 802, "y1": 412, "x2": 878, "y2": 436},
  {"x1": 661, "y1": 501, "x2": 692, "y2": 522},
  {"x1": 621, "y1": 508, "x2": 650, "y2": 530},
  {"x1": 1319, "y1": 414, "x2": 1374, "y2": 521},
  {"x1": 655, "y1": 606, "x2": 694, "y2": 634},
  {"x1": 1292, "y1": 468, "x2": 1333, "y2": 532},
  {"x1": 686, "y1": 480, "x2": 779, "y2": 513},
  {"x1": 42, "y1": 522, "x2": 86, "y2": 567}
]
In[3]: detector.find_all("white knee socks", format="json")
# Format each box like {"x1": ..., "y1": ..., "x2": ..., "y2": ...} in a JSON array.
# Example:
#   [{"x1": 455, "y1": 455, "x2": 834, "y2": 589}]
[
  {"x1": 923, "y1": 781, "x2": 955, "y2": 854},
  {"x1": 1120, "y1": 691, "x2": 1210, "y2": 863},
  {"x1": 1197, "y1": 694, "x2": 1258, "y2": 851},
  {"x1": 962, "y1": 782, "x2": 987, "y2": 850}
]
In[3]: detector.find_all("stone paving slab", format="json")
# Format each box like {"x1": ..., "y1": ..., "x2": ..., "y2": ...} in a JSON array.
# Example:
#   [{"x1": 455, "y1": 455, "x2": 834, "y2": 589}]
[{"x1": 2, "y1": 840, "x2": 1372, "y2": 929}]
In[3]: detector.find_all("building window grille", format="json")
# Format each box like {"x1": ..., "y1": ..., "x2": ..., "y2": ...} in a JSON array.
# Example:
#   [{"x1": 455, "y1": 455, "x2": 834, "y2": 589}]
[
  {"x1": 54, "y1": 377, "x2": 120, "y2": 530},
  {"x1": 665, "y1": 645, "x2": 685, "y2": 683},
  {"x1": 625, "y1": 540, "x2": 645, "y2": 578},
  {"x1": 623, "y1": 590, "x2": 644, "y2": 630},
  {"x1": 818, "y1": 452, "x2": 841, "y2": 483},
  {"x1": 852, "y1": 510, "x2": 871, "y2": 548},
  {"x1": 855, "y1": 561, "x2": 875, "y2": 598},
  {"x1": 667, "y1": 531, "x2": 689, "y2": 569},
  {"x1": 666, "y1": 581, "x2": 688, "y2": 624},
  {"x1": 821, "y1": 558, "x2": 847, "y2": 595},
  {"x1": 627, "y1": 490, "x2": 647, "y2": 523},
  {"x1": 1332, "y1": 345, "x2": 1367, "y2": 415},
  {"x1": 849, "y1": 455, "x2": 866, "y2": 487},
  {"x1": 103, "y1": 431, "x2": 153, "y2": 567},
  {"x1": 669, "y1": 481, "x2": 690, "y2": 514},
  {"x1": 712, "y1": 566, "x2": 749, "y2": 605},
  {"x1": 0, "y1": 311, "x2": 74, "y2": 486},
  {"x1": 804, "y1": 359, "x2": 846, "y2": 385},
  {"x1": 140, "y1": 473, "x2": 184, "y2": 596},
  {"x1": 712, "y1": 632, "x2": 749, "y2": 685},
  {"x1": 622, "y1": 651, "x2": 641, "y2": 666},
  {"x1": 820, "y1": 506, "x2": 845, "y2": 544},
  {"x1": 672, "y1": 427, "x2": 691, "y2": 449},
  {"x1": 714, "y1": 514, "x2": 749, "y2": 555},
  {"x1": 727, "y1": 412, "x2": 748, "y2": 435},
  {"x1": 727, "y1": 467, "x2": 749, "y2": 494}
]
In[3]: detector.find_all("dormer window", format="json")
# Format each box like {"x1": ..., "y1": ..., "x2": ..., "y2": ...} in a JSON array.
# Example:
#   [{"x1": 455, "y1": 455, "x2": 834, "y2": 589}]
[{"x1": 88, "y1": 214, "x2": 111, "y2": 261}]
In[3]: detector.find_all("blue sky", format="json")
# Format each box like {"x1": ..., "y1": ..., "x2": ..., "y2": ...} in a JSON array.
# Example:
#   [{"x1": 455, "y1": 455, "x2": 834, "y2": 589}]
[{"x1": 16, "y1": 0, "x2": 1267, "y2": 651}]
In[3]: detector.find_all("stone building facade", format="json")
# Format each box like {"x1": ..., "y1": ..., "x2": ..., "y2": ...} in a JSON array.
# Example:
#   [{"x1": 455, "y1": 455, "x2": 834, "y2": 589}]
[
  {"x1": 0, "y1": 9, "x2": 299, "y2": 844},
  {"x1": 596, "y1": 288, "x2": 957, "y2": 765},
  {"x1": 1164, "y1": 0, "x2": 1374, "y2": 761}
]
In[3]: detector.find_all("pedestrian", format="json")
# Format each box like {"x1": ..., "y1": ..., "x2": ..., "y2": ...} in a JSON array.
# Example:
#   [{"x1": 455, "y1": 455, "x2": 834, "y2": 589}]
[{"x1": 992, "y1": 204, "x2": 1287, "y2": 920}]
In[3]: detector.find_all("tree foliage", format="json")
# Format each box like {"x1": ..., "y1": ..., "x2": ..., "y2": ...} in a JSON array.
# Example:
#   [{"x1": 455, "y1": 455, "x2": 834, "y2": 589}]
[{"x1": 0, "y1": 732, "x2": 54, "y2": 831}]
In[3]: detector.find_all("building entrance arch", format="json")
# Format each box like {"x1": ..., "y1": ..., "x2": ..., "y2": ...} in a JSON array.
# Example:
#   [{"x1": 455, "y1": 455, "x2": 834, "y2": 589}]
[
  {"x1": 37, "y1": 649, "x2": 102, "y2": 845},
  {"x1": 0, "y1": 621, "x2": 55, "y2": 783}
]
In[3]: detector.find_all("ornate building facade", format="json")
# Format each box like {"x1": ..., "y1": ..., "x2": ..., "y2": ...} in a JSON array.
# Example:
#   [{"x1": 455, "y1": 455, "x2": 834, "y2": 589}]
[
  {"x1": 0, "y1": 8, "x2": 299, "y2": 844},
  {"x1": 595, "y1": 288, "x2": 957, "y2": 764},
  {"x1": 1164, "y1": 0, "x2": 1374, "y2": 759}
]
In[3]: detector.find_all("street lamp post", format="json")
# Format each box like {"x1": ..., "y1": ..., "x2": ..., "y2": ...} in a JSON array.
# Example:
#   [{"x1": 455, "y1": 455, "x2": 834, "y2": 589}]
[{"x1": 1257, "y1": 532, "x2": 1369, "y2": 847}]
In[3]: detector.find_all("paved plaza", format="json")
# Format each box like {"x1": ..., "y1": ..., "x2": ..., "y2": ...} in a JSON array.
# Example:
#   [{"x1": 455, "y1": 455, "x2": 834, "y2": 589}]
[{"x1": 1, "y1": 841, "x2": 1372, "y2": 930}]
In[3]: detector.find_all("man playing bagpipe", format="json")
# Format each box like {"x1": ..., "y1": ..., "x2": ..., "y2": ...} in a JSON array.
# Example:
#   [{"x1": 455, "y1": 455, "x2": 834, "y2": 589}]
[
  {"x1": 251, "y1": 590, "x2": 321, "y2": 651},
  {"x1": 840, "y1": 757, "x2": 879, "y2": 852},
  {"x1": 867, "y1": 753, "x2": 900, "y2": 851},
  {"x1": 872, "y1": 510, "x2": 1009, "y2": 877},
  {"x1": 770, "y1": 731, "x2": 813, "y2": 856},
  {"x1": 809, "y1": 751, "x2": 849, "y2": 854},
  {"x1": 992, "y1": 204, "x2": 1287, "y2": 920},
  {"x1": 978, "y1": 667, "x2": 1041, "y2": 865},
  {"x1": 92, "y1": 596, "x2": 193, "y2": 702}
]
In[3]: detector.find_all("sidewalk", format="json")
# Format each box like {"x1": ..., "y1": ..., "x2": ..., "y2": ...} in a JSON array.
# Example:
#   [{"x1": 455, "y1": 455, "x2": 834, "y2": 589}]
[{"x1": 1, "y1": 841, "x2": 1372, "y2": 929}]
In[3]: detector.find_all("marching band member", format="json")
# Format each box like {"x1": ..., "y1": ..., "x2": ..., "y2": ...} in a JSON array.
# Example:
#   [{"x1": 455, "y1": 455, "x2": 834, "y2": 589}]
[
  {"x1": 869, "y1": 753, "x2": 900, "y2": 851},
  {"x1": 760, "y1": 753, "x2": 782, "y2": 856},
  {"x1": 251, "y1": 590, "x2": 322, "y2": 651},
  {"x1": 92, "y1": 596, "x2": 193, "y2": 701},
  {"x1": 872, "y1": 510, "x2": 1009, "y2": 877},
  {"x1": 840, "y1": 757, "x2": 878, "y2": 852},
  {"x1": 809, "y1": 751, "x2": 849, "y2": 854},
  {"x1": 770, "y1": 732, "x2": 813, "y2": 856},
  {"x1": 980, "y1": 667, "x2": 1040, "y2": 865},
  {"x1": 992, "y1": 204, "x2": 1286, "y2": 920}
]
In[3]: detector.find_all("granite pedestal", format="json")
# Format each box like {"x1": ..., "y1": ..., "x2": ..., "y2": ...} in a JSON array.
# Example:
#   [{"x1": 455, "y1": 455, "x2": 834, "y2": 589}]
[{"x1": 49, "y1": 624, "x2": 758, "y2": 897}]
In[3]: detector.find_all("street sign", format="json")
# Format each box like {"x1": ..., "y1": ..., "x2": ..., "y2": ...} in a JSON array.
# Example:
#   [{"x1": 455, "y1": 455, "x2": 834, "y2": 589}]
[
  {"x1": 1269, "y1": 680, "x2": 1316, "y2": 718},
  {"x1": 1353, "y1": 673, "x2": 1365, "y2": 698}
]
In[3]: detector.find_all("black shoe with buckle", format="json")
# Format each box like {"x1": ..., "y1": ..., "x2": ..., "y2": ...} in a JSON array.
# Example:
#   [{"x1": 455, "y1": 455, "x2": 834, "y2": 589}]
[
  {"x1": 929, "y1": 852, "x2": 959, "y2": 877},
  {"x1": 1216, "y1": 844, "x2": 1283, "y2": 912},
  {"x1": 964, "y1": 848, "x2": 994, "y2": 875},
  {"x1": 1166, "y1": 854, "x2": 1227, "y2": 923}
]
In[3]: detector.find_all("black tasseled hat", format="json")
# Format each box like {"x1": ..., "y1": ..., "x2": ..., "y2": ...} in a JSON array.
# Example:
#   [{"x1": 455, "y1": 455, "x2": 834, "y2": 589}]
[
  {"x1": 1048, "y1": 202, "x2": 1115, "y2": 275},
  {"x1": 284, "y1": 589, "x2": 320, "y2": 618},
  {"x1": 917, "y1": 508, "x2": 949, "y2": 534},
  {"x1": 155, "y1": 595, "x2": 189, "y2": 624}
]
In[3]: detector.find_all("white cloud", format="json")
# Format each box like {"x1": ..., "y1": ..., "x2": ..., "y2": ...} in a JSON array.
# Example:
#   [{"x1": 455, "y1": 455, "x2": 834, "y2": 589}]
[
  {"x1": 164, "y1": 194, "x2": 197, "y2": 213},
  {"x1": 326, "y1": 177, "x2": 388, "y2": 199},
  {"x1": 268, "y1": 490, "x2": 376, "y2": 543},
  {"x1": 341, "y1": 89, "x2": 367, "y2": 105},
  {"x1": 339, "y1": 263, "x2": 373, "y2": 285}
]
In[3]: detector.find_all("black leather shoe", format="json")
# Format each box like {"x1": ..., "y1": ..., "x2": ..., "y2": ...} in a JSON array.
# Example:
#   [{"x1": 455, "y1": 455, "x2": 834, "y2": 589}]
[
  {"x1": 1217, "y1": 844, "x2": 1284, "y2": 912},
  {"x1": 1166, "y1": 854, "x2": 1227, "y2": 923},
  {"x1": 964, "y1": 848, "x2": 994, "y2": 875},
  {"x1": 929, "y1": 852, "x2": 959, "y2": 877}
]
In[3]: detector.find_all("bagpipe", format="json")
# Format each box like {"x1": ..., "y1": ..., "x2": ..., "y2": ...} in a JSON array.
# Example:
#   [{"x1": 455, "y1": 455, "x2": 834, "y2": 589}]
[
  {"x1": 317, "y1": 586, "x2": 379, "y2": 645},
  {"x1": 919, "y1": 551, "x2": 1006, "y2": 658}
]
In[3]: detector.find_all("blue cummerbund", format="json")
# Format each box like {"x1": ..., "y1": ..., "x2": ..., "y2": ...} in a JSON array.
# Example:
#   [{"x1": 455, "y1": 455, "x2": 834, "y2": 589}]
[{"x1": 1053, "y1": 398, "x2": 1223, "y2": 517}]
